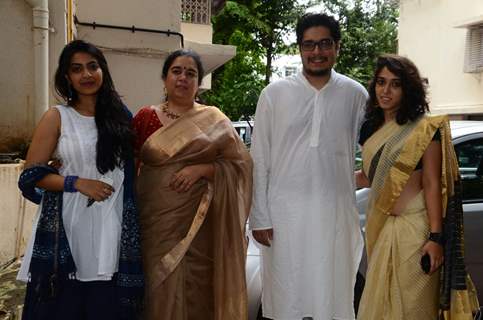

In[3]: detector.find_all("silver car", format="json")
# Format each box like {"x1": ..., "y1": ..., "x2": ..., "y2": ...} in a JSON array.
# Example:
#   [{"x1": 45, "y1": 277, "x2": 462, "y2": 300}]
[{"x1": 246, "y1": 120, "x2": 483, "y2": 319}]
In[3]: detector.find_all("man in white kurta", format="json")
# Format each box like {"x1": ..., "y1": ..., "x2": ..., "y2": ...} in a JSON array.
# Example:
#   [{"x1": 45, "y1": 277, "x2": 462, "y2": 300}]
[{"x1": 250, "y1": 13, "x2": 367, "y2": 320}]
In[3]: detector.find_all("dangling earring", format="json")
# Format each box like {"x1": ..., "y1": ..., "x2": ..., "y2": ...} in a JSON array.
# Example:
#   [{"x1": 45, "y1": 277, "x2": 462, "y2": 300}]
[
  {"x1": 67, "y1": 84, "x2": 74, "y2": 103},
  {"x1": 163, "y1": 87, "x2": 168, "y2": 102}
]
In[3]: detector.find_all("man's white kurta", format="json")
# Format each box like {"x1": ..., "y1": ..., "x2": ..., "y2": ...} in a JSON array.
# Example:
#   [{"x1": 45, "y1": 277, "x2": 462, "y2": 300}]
[{"x1": 250, "y1": 70, "x2": 367, "y2": 320}]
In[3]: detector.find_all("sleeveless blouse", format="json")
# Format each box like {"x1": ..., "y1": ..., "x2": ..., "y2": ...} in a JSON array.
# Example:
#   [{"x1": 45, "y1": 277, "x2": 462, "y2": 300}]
[{"x1": 18, "y1": 105, "x2": 124, "y2": 282}]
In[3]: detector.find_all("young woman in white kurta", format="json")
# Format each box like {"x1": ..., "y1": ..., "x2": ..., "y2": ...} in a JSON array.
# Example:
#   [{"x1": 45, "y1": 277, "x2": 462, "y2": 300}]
[
  {"x1": 18, "y1": 40, "x2": 140, "y2": 320},
  {"x1": 18, "y1": 105, "x2": 124, "y2": 282}
]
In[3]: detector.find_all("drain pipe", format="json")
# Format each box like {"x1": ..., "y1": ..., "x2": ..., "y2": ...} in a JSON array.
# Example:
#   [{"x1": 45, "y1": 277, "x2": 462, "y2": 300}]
[{"x1": 25, "y1": 0, "x2": 49, "y2": 124}]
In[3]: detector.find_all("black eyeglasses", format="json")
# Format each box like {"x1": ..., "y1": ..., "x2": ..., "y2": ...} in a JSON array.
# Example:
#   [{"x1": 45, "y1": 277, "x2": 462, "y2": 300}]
[{"x1": 300, "y1": 39, "x2": 335, "y2": 51}]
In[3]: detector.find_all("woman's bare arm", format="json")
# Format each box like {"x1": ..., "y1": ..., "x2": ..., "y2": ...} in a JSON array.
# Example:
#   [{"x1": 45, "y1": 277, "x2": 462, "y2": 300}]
[
  {"x1": 355, "y1": 169, "x2": 370, "y2": 189},
  {"x1": 421, "y1": 139, "x2": 444, "y2": 274},
  {"x1": 422, "y1": 140, "x2": 443, "y2": 233},
  {"x1": 25, "y1": 108, "x2": 64, "y2": 191}
]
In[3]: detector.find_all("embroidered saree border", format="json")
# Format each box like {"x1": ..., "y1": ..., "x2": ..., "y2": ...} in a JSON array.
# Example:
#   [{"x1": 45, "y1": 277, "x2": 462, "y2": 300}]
[
  {"x1": 148, "y1": 183, "x2": 213, "y2": 292},
  {"x1": 374, "y1": 115, "x2": 448, "y2": 216}
]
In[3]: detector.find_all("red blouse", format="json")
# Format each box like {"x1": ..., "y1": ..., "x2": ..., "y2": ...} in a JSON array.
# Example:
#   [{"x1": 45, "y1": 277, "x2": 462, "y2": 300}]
[{"x1": 132, "y1": 106, "x2": 163, "y2": 155}]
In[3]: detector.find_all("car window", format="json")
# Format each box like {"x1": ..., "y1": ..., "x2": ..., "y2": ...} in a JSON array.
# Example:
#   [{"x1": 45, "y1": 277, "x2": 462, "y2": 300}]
[
  {"x1": 237, "y1": 127, "x2": 247, "y2": 142},
  {"x1": 232, "y1": 121, "x2": 253, "y2": 147},
  {"x1": 455, "y1": 137, "x2": 483, "y2": 203}
]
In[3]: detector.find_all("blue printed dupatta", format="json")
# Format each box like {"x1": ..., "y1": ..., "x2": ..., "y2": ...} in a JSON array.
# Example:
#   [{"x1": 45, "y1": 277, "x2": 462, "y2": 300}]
[{"x1": 18, "y1": 158, "x2": 144, "y2": 318}]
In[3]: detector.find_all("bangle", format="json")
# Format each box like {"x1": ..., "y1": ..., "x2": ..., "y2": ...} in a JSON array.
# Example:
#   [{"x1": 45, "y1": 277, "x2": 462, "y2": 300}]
[{"x1": 64, "y1": 176, "x2": 79, "y2": 192}]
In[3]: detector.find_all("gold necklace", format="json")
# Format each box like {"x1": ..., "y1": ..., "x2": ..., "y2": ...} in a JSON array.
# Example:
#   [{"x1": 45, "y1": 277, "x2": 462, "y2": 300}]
[{"x1": 162, "y1": 103, "x2": 181, "y2": 120}]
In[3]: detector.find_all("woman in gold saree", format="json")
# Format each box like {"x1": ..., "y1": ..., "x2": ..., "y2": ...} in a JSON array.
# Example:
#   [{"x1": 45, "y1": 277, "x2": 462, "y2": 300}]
[
  {"x1": 356, "y1": 54, "x2": 479, "y2": 320},
  {"x1": 132, "y1": 49, "x2": 253, "y2": 320}
]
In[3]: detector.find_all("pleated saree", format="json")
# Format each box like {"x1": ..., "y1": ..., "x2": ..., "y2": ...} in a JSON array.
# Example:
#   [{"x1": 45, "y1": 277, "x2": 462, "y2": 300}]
[
  {"x1": 136, "y1": 104, "x2": 253, "y2": 320},
  {"x1": 357, "y1": 115, "x2": 479, "y2": 320}
]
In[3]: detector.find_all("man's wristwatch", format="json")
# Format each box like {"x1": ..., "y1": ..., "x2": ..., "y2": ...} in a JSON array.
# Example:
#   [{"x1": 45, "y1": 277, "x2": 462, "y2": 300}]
[{"x1": 428, "y1": 232, "x2": 445, "y2": 245}]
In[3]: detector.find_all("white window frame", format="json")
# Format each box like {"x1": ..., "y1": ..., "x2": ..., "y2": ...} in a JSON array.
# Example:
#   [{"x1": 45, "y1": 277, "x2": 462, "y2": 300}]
[
  {"x1": 284, "y1": 66, "x2": 297, "y2": 77},
  {"x1": 464, "y1": 26, "x2": 483, "y2": 73}
]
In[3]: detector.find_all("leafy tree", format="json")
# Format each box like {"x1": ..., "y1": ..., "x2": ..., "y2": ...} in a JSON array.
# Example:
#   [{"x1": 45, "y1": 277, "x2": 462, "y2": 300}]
[
  {"x1": 322, "y1": 0, "x2": 399, "y2": 85},
  {"x1": 203, "y1": 0, "x2": 307, "y2": 120},
  {"x1": 202, "y1": 29, "x2": 265, "y2": 120},
  {"x1": 204, "y1": 0, "x2": 398, "y2": 120},
  {"x1": 212, "y1": 0, "x2": 306, "y2": 83},
  {"x1": 251, "y1": 0, "x2": 307, "y2": 84}
]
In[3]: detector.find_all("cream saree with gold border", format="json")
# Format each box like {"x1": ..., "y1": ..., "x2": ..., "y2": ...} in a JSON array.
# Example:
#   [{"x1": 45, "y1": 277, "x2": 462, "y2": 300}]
[
  {"x1": 137, "y1": 104, "x2": 253, "y2": 320},
  {"x1": 357, "y1": 115, "x2": 479, "y2": 320}
]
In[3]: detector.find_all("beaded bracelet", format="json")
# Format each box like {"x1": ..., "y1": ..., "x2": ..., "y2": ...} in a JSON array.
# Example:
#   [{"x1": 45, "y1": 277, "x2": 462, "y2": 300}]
[{"x1": 64, "y1": 175, "x2": 79, "y2": 193}]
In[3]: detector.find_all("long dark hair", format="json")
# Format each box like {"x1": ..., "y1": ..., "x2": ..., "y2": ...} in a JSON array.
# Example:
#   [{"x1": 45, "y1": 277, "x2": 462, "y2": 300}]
[
  {"x1": 54, "y1": 40, "x2": 133, "y2": 174},
  {"x1": 365, "y1": 54, "x2": 429, "y2": 130}
]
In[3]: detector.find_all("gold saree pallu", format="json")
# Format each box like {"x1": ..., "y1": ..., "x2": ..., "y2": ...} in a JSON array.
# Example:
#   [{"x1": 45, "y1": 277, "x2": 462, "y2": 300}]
[
  {"x1": 359, "y1": 115, "x2": 479, "y2": 320},
  {"x1": 137, "y1": 105, "x2": 253, "y2": 320}
]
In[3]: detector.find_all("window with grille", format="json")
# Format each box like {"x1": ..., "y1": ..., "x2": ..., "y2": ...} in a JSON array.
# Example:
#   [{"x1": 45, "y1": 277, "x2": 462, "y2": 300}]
[
  {"x1": 285, "y1": 66, "x2": 297, "y2": 77},
  {"x1": 182, "y1": 0, "x2": 211, "y2": 25},
  {"x1": 464, "y1": 26, "x2": 483, "y2": 73}
]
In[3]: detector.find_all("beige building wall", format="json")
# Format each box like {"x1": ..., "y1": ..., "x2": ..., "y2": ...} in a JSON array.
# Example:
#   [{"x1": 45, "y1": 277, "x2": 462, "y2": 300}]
[
  {"x1": 0, "y1": 0, "x2": 233, "y2": 141},
  {"x1": 181, "y1": 22, "x2": 213, "y2": 42},
  {"x1": 0, "y1": 0, "x2": 68, "y2": 151},
  {"x1": 399, "y1": 0, "x2": 483, "y2": 116},
  {"x1": 75, "y1": 0, "x2": 182, "y2": 112},
  {"x1": 0, "y1": 164, "x2": 38, "y2": 265},
  {"x1": 49, "y1": 0, "x2": 70, "y2": 104},
  {"x1": 75, "y1": 0, "x2": 180, "y2": 31},
  {"x1": 0, "y1": 1, "x2": 36, "y2": 150}
]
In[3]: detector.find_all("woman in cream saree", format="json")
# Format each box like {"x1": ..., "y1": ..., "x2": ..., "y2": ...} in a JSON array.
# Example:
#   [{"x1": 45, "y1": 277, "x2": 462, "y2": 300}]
[
  {"x1": 356, "y1": 54, "x2": 479, "y2": 320},
  {"x1": 133, "y1": 49, "x2": 252, "y2": 320}
]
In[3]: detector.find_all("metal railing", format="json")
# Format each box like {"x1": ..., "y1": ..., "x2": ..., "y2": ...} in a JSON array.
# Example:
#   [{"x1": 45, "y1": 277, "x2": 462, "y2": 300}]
[
  {"x1": 74, "y1": 16, "x2": 185, "y2": 48},
  {"x1": 182, "y1": 0, "x2": 211, "y2": 25}
]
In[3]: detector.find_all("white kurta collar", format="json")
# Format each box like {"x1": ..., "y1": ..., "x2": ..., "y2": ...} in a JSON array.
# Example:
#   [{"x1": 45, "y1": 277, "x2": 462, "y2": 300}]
[
  {"x1": 295, "y1": 69, "x2": 340, "y2": 147},
  {"x1": 296, "y1": 69, "x2": 339, "y2": 92}
]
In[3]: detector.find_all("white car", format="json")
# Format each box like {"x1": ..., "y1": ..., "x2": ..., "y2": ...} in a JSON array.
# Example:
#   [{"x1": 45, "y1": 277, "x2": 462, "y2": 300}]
[
  {"x1": 246, "y1": 230, "x2": 263, "y2": 319},
  {"x1": 246, "y1": 120, "x2": 483, "y2": 319}
]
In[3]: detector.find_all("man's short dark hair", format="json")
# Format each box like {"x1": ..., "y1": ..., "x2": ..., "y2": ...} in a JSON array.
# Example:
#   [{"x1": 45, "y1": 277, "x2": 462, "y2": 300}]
[{"x1": 296, "y1": 13, "x2": 341, "y2": 45}]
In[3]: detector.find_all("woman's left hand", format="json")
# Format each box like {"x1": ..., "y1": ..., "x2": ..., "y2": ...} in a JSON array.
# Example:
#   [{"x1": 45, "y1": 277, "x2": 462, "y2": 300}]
[
  {"x1": 170, "y1": 165, "x2": 205, "y2": 193},
  {"x1": 422, "y1": 240, "x2": 444, "y2": 274}
]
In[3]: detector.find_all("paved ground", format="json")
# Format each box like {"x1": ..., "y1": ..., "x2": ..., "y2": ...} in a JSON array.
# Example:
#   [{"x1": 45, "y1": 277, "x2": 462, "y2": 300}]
[
  {"x1": 0, "y1": 258, "x2": 480, "y2": 320},
  {"x1": 0, "y1": 260, "x2": 24, "y2": 320}
]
